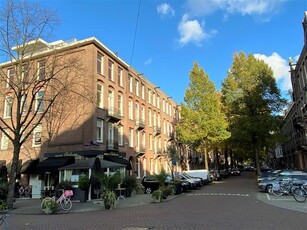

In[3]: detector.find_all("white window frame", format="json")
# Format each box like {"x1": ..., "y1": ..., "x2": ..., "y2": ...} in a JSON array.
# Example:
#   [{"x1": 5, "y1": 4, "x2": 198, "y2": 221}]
[
  {"x1": 97, "y1": 83, "x2": 104, "y2": 108},
  {"x1": 96, "y1": 119, "x2": 104, "y2": 143},
  {"x1": 1, "y1": 129, "x2": 9, "y2": 150},
  {"x1": 36, "y1": 91, "x2": 44, "y2": 113},
  {"x1": 21, "y1": 94, "x2": 27, "y2": 115},
  {"x1": 118, "y1": 125, "x2": 123, "y2": 146},
  {"x1": 148, "y1": 89, "x2": 151, "y2": 104},
  {"x1": 97, "y1": 52, "x2": 104, "y2": 75},
  {"x1": 108, "y1": 88, "x2": 114, "y2": 111},
  {"x1": 118, "y1": 94, "x2": 123, "y2": 116},
  {"x1": 135, "y1": 79, "x2": 139, "y2": 96},
  {"x1": 141, "y1": 84, "x2": 145, "y2": 99},
  {"x1": 7, "y1": 68, "x2": 15, "y2": 88},
  {"x1": 129, "y1": 128, "x2": 134, "y2": 147},
  {"x1": 153, "y1": 93, "x2": 156, "y2": 107},
  {"x1": 108, "y1": 60, "x2": 114, "y2": 81},
  {"x1": 37, "y1": 61, "x2": 45, "y2": 81},
  {"x1": 148, "y1": 109, "x2": 152, "y2": 127},
  {"x1": 128, "y1": 99, "x2": 133, "y2": 120},
  {"x1": 118, "y1": 67, "x2": 123, "y2": 87},
  {"x1": 129, "y1": 75, "x2": 133, "y2": 93},
  {"x1": 4, "y1": 96, "x2": 13, "y2": 118},
  {"x1": 135, "y1": 102, "x2": 139, "y2": 121},
  {"x1": 149, "y1": 134, "x2": 153, "y2": 150},
  {"x1": 32, "y1": 124, "x2": 42, "y2": 147}
]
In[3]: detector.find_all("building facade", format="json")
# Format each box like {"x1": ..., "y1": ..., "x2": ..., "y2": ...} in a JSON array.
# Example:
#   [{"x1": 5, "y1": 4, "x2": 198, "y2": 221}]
[
  {"x1": 281, "y1": 11, "x2": 307, "y2": 170},
  {"x1": 0, "y1": 37, "x2": 183, "y2": 194}
]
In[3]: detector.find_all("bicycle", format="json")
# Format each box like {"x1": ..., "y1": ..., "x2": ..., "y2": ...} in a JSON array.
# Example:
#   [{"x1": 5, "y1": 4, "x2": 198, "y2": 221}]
[
  {"x1": 271, "y1": 179, "x2": 300, "y2": 197},
  {"x1": 41, "y1": 189, "x2": 73, "y2": 212},
  {"x1": 292, "y1": 183, "x2": 307, "y2": 203}
]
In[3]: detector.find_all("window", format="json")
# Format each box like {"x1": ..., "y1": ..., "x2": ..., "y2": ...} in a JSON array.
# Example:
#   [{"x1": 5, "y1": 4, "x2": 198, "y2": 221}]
[
  {"x1": 118, "y1": 67, "x2": 123, "y2": 87},
  {"x1": 128, "y1": 99, "x2": 133, "y2": 120},
  {"x1": 118, "y1": 125, "x2": 123, "y2": 146},
  {"x1": 128, "y1": 75, "x2": 133, "y2": 93},
  {"x1": 149, "y1": 134, "x2": 153, "y2": 150},
  {"x1": 157, "y1": 96, "x2": 160, "y2": 109},
  {"x1": 166, "y1": 101, "x2": 169, "y2": 114},
  {"x1": 118, "y1": 94, "x2": 123, "y2": 116},
  {"x1": 38, "y1": 61, "x2": 45, "y2": 81},
  {"x1": 21, "y1": 65, "x2": 29, "y2": 86},
  {"x1": 162, "y1": 99, "x2": 165, "y2": 112},
  {"x1": 142, "y1": 132, "x2": 146, "y2": 148},
  {"x1": 148, "y1": 89, "x2": 151, "y2": 104},
  {"x1": 36, "y1": 91, "x2": 44, "y2": 113},
  {"x1": 108, "y1": 60, "x2": 114, "y2": 81},
  {"x1": 97, "y1": 83, "x2": 104, "y2": 108},
  {"x1": 153, "y1": 93, "x2": 156, "y2": 107},
  {"x1": 135, "y1": 79, "x2": 139, "y2": 96},
  {"x1": 32, "y1": 124, "x2": 42, "y2": 147},
  {"x1": 21, "y1": 94, "x2": 27, "y2": 114},
  {"x1": 148, "y1": 109, "x2": 152, "y2": 126},
  {"x1": 141, "y1": 106, "x2": 145, "y2": 121},
  {"x1": 141, "y1": 84, "x2": 145, "y2": 99},
  {"x1": 135, "y1": 102, "x2": 139, "y2": 121},
  {"x1": 150, "y1": 158, "x2": 153, "y2": 175},
  {"x1": 1, "y1": 129, "x2": 9, "y2": 150},
  {"x1": 96, "y1": 119, "x2": 104, "y2": 143},
  {"x1": 108, "y1": 89, "x2": 114, "y2": 111},
  {"x1": 97, "y1": 52, "x2": 104, "y2": 75},
  {"x1": 129, "y1": 128, "x2": 134, "y2": 147},
  {"x1": 153, "y1": 112, "x2": 156, "y2": 127},
  {"x1": 157, "y1": 114, "x2": 161, "y2": 127},
  {"x1": 169, "y1": 105, "x2": 172, "y2": 116},
  {"x1": 136, "y1": 130, "x2": 140, "y2": 149},
  {"x1": 7, "y1": 68, "x2": 15, "y2": 87},
  {"x1": 4, "y1": 96, "x2": 13, "y2": 118}
]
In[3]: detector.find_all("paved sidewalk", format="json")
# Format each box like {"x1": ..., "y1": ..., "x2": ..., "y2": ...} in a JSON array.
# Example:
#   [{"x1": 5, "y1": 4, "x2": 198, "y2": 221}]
[{"x1": 8, "y1": 193, "x2": 156, "y2": 215}]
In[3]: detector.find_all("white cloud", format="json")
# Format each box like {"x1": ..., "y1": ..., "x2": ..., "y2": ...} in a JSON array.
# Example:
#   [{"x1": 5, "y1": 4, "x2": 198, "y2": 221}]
[
  {"x1": 177, "y1": 14, "x2": 217, "y2": 46},
  {"x1": 254, "y1": 52, "x2": 291, "y2": 92},
  {"x1": 157, "y1": 3, "x2": 175, "y2": 17},
  {"x1": 185, "y1": 0, "x2": 285, "y2": 18},
  {"x1": 144, "y1": 58, "x2": 152, "y2": 65}
]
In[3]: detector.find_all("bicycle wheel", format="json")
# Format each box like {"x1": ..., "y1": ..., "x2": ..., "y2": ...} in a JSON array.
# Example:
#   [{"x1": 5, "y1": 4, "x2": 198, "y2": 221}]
[
  {"x1": 293, "y1": 188, "x2": 306, "y2": 203},
  {"x1": 272, "y1": 188, "x2": 283, "y2": 197},
  {"x1": 41, "y1": 197, "x2": 53, "y2": 212},
  {"x1": 60, "y1": 198, "x2": 72, "y2": 211}
]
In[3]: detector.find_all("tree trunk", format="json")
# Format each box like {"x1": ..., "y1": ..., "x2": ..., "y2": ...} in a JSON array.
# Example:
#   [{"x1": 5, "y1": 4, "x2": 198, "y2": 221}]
[
  {"x1": 7, "y1": 143, "x2": 21, "y2": 209},
  {"x1": 255, "y1": 146, "x2": 261, "y2": 176},
  {"x1": 204, "y1": 148, "x2": 209, "y2": 170}
]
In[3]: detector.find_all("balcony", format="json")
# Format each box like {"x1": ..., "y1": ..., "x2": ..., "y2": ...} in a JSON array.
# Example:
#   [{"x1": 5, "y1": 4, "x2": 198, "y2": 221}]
[
  {"x1": 106, "y1": 139, "x2": 119, "y2": 151},
  {"x1": 154, "y1": 126, "x2": 161, "y2": 136},
  {"x1": 168, "y1": 132, "x2": 175, "y2": 141},
  {"x1": 135, "y1": 119, "x2": 145, "y2": 130},
  {"x1": 107, "y1": 106, "x2": 122, "y2": 123},
  {"x1": 154, "y1": 148, "x2": 163, "y2": 158},
  {"x1": 293, "y1": 117, "x2": 305, "y2": 130},
  {"x1": 135, "y1": 145, "x2": 146, "y2": 157}
]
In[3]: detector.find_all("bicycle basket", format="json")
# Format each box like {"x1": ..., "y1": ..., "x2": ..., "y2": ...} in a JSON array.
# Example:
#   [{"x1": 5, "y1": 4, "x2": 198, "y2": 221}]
[{"x1": 64, "y1": 190, "x2": 73, "y2": 197}]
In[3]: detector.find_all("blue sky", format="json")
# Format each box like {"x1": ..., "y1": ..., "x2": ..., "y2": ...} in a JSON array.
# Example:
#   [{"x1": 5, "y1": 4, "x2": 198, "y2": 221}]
[{"x1": 38, "y1": 0, "x2": 307, "y2": 103}]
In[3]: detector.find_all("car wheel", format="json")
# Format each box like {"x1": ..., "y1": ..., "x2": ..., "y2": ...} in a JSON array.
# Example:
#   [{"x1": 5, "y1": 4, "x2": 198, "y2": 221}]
[{"x1": 145, "y1": 187, "x2": 152, "y2": 194}]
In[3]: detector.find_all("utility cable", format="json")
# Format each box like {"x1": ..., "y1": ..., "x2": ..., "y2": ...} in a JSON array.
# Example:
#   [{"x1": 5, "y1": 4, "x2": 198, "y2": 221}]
[{"x1": 130, "y1": 0, "x2": 142, "y2": 66}]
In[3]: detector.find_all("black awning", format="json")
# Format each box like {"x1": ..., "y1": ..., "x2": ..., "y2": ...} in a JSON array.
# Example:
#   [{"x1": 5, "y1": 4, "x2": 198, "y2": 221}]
[
  {"x1": 36, "y1": 156, "x2": 75, "y2": 174},
  {"x1": 72, "y1": 150, "x2": 106, "y2": 157},
  {"x1": 103, "y1": 155, "x2": 132, "y2": 170},
  {"x1": 20, "y1": 159, "x2": 39, "y2": 174}
]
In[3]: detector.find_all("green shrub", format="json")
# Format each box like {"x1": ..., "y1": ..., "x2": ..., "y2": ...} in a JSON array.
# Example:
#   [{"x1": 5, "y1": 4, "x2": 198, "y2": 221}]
[
  {"x1": 0, "y1": 200, "x2": 8, "y2": 212},
  {"x1": 78, "y1": 176, "x2": 90, "y2": 191},
  {"x1": 41, "y1": 199, "x2": 58, "y2": 214}
]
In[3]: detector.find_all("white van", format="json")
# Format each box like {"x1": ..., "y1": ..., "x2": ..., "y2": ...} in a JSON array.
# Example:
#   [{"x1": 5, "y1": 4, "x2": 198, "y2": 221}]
[{"x1": 183, "y1": 169, "x2": 212, "y2": 184}]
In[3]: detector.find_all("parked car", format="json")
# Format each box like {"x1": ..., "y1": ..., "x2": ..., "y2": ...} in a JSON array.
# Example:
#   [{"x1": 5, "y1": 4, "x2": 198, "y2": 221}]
[
  {"x1": 210, "y1": 169, "x2": 221, "y2": 181},
  {"x1": 230, "y1": 168, "x2": 241, "y2": 176},
  {"x1": 257, "y1": 174, "x2": 307, "y2": 193},
  {"x1": 242, "y1": 166, "x2": 255, "y2": 172},
  {"x1": 220, "y1": 169, "x2": 230, "y2": 178},
  {"x1": 183, "y1": 169, "x2": 212, "y2": 184}
]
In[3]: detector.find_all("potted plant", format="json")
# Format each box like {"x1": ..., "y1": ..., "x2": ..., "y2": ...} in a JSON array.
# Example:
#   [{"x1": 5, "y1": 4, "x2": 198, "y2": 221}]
[
  {"x1": 41, "y1": 199, "x2": 58, "y2": 214},
  {"x1": 78, "y1": 176, "x2": 90, "y2": 202},
  {"x1": 152, "y1": 189, "x2": 162, "y2": 203},
  {"x1": 0, "y1": 200, "x2": 8, "y2": 213},
  {"x1": 122, "y1": 175, "x2": 137, "y2": 197},
  {"x1": 55, "y1": 180, "x2": 73, "y2": 198},
  {"x1": 101, "y1": 190, "x2": 117, "y2": 210}
]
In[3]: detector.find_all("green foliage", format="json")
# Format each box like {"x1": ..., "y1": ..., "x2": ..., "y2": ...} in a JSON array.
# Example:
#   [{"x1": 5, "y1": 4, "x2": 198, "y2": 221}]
[
  {"x1": 101, "y1": 191, "x2": 116, "y2": 209},
  {"x1": 176, "y1": 62, "x2": 230, "y2": 167},
  {"x1": 221, "y1": 52, "x2": 286, "y2": 172},
  {"x1": 122, "y1": 175, "x2": 137, "y2": 192},
  {"x1": 0, "y1": 181, "x2": 8, "y2": 201},
  {"x1": 95, "y1": 172, "x2": 121, "y2": 192},
  {"x1": 155, "y1": 170, "x2": 168, "y2": 186},
  {"x1": 0, "y1": 200, "x2": 8, "y2": 212},
  {"x1": 78, "y1": 176, "x2": 90, "y2": 191},
  {"x1": 41, "y1": 199, "x2": 58, "y2": 214},
  {"x1": 151, "y1": 190, "x2": 162, "y2": 200},
  {"x1": 161, "y1": 185, "x2": 174, "y2": 198}
]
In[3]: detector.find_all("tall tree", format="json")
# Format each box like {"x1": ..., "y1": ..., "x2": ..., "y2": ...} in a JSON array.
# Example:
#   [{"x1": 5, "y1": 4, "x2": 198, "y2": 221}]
[
  {"x1": 177, "y1": 62, "x2": 230, "y2": 169},
  {"x1": 221, "y1": 52, "x2": 286, "y2": 175},
  {"x1": 0, "y1": 0, "x2": 89, "y2": 208}
]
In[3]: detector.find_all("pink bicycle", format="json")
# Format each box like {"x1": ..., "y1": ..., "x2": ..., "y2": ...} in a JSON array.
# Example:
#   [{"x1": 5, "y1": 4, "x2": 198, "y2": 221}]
[{"x1": 41, "y1": 189, "x2": 73, "y2": 212}]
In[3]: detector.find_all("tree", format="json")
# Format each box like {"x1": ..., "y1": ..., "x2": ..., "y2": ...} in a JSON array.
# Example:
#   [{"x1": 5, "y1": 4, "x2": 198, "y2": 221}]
[
  {"x1": 0, "y1": 0, "x2": 88, "y2": 208},
  {"x1": 163, "y1": 144, "x2": 179, "y2": 180},
  {"x1": 176, "y1": 62, "x2": 230, "y2": 169},
  {"x1": 221, "y1": 52, "x2": 286, "y2": 175}
]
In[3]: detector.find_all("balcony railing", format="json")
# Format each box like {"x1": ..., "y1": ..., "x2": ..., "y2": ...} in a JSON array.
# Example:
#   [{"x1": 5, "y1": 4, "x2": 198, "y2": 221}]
[
  {"x1": 106, "y1": 139, "x2": 119, "y2": 151},
  {"x1": 107, "y1": 106, "x2": 122, "y2": 122},
  {"x1": 135, "y1": 119, "x2": 145, "y2": 130},
  {"x1": 154, "y1": 126, "x2": 161, "y2": 136},
  {"x1": 168, "y1": 132, "x2": 175, "y2": 141},
  {"x1": 135, "y1": 145, "x2": 146, "y2": 157}
]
